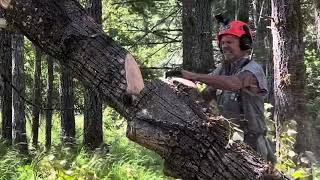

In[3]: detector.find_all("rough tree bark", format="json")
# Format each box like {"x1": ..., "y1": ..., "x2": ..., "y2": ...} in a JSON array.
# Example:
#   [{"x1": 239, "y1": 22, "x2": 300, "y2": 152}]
[
  {"x1": 224, "y1": 0, "x2": 236, "y2": 20},
  {"x1": 0, "y1": 9, "x2": 12, "y2": 143},
  {"x1": 45, "y1": 56, "x2": 54, "y2": 149},
  {"x1": 236, "y1": 0, "x2": 249, "y2": 22},
  {"x1": 252, "y1": 0, "x2": 274, "y2": 103},
  {"x1": 182, "y1": 0, "x2": 214, "y2": 73},
  {"x1": 314, "y1": 0, "x2": 320, "y2": 54},
  {"x1": 0, "y1": 0, "x2": 287, "y2": 179},
  {"x1": 31, "y1": 46, "x2": 42, "y2": 147},
  {"x1": 312, "y1": 0, "x2": 320, "y2": 163},
  {"x1": 59, "y1": 63, "x2": 76, "y2": 145},
  {"x1": 271, "y1": 0, "x2": 310, "y2": 155},
  {"x1": 12, "y1": 33, "x2": 28, "y2": 153},
  {"x1": 83, "y1": 0, "x2": 103, "y2": 149}
]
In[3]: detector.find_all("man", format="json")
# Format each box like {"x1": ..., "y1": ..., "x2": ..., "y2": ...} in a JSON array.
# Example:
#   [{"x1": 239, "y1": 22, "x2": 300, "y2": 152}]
[{"x1": 167, "y1": 20, "x2": 275, "y2": 163}]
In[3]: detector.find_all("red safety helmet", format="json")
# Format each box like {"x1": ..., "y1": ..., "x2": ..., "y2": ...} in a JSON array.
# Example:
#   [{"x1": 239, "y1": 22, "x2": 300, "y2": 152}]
[{"x1": 217, "y1": 20, "x2": 253, "y2": 50}]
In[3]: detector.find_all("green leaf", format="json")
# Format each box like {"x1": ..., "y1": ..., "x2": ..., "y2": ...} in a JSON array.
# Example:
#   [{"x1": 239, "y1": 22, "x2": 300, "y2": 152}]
[{"x1": 292, "y1": 169, "x2": 310, "y2": 178}]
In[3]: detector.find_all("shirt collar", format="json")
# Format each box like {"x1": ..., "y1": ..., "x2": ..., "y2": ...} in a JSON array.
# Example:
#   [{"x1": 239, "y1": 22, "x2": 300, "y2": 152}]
[{"x1": 230, "y1": 56, "x2": 250, "y2": 69}]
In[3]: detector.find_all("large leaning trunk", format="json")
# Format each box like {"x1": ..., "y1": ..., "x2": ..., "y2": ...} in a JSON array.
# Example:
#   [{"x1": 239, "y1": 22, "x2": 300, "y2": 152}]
[{"x1": 1, "y1": 0, "x2": 286, "y2": 179}]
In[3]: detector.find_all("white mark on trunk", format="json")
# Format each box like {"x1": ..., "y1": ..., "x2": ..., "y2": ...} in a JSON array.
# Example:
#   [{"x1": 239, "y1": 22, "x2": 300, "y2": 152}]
[
  {"x1": 125, "y1": 54, "x2": 144, "y2": 95},
  {"x1": 0, "y1": 0, "x2": 11, "y2": 9},
  {"x1": 0, "y1": 18, "x2": 7, "y2": 28}
]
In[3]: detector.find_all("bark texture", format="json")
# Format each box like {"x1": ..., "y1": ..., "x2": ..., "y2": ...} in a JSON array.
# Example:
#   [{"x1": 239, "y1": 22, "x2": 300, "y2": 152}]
[
  {"x1": 271, "y1": 0, "x2": 310, "y2": 154},
  {"x1": 182, "y1": 0, "x2": 214, "y2": 73},
  {"x1": 83, "y1": 0, "x2": 103, "y2": 149},
  {"x1": 252, "y1": 0, "x2": 274, "y2": 103},
  {"x1": 12, "y1": 34, "x2": 28, "y2": 153},
  {"x1": 3, "y1": 0, "x2": 134, "y2": 114},
  {"x1": 45, "y1": 56, "x2": 54, "y2": 149},
  {"x1": 224, "y1": 0, "x2": 236, "y2": 20},
  {"x1": 312, "y1": 0, "x2": 320, "y2": 163},
  {"x1": 31, "y1": 46, "x2": 42, "y2": 147},
  {"x1": 315, "y1": 0, "x2": 320, "y2": 54},
  {"x1": 0, "y1": 9, "x2": 12, "y2": 142},
  {"x1": 127, "y1": 80, "x2": 286, "y2": 179},
  {"x1": 86, "y1": 0, "x2": 102, "y2": 24},
  {"x1": 83, "y1": 88, "x2": 103, "y2": 148},
  {"x1": 236, "y1": 0, "x2": 249, "y2": 22},
  {"x1": 59, "y1": 63, "x2": 75, "y2": 145},
  {"x1": 1, "y1": 0, "x2": 288, "y2": 179}
]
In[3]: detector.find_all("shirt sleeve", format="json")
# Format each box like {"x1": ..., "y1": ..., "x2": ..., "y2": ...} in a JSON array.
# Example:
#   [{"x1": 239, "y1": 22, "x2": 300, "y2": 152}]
[
  {"x1": 236, "y1": 71, "x2": 267, "y2": 96},
  {"x1": 201, "y1": 65, "x2": 222, "y2": 101}
]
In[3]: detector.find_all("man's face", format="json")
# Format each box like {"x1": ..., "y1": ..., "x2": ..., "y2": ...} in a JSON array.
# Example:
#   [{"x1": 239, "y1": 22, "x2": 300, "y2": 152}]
[{"x1": 220, "y1": 35, "x2": 246, "y2": 63}]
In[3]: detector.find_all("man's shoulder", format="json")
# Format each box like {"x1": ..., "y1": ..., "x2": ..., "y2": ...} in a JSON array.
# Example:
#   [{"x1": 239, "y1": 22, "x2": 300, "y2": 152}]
[{"x1": 242, "y1": 60, "x2": 265, "y2": 73}]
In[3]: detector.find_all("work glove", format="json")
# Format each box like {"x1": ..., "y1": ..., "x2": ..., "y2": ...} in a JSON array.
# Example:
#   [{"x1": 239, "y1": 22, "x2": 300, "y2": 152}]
[{"x1": 165, "y1": 70, "x2": 183, "y2": 78}]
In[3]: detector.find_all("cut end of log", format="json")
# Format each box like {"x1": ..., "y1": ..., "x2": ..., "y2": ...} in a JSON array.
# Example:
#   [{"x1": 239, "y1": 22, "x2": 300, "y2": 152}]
[
  {"x1": 0, "y1": 0, "x2": 11, "y2": 9},
  {"x1": 125, "y1": 54, "x2": 144, "y2": 95}
]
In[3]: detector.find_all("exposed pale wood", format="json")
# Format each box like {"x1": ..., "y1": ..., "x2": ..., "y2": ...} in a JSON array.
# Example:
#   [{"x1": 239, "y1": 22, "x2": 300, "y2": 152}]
[
  {"x1": 125, "y1": 54, "x2": 144, "y2": 95},
  {"x1": 0, "y1": 0, "x2": 11, "y2": 9},
  {"x1": 0, "y1": 18, "x2": 7, "y2": 28}
]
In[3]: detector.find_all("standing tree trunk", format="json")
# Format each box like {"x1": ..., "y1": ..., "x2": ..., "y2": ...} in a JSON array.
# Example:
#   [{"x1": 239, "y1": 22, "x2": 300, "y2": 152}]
[
  {"x1": 12, "y1": 34, "x2": 28, "y2": 153},
  {"x1": 0, "y1": 1, "x2": 288, "y2": 178},
  {"x1": 0, "y1": 9, "x2": 12, "y2": 143},
  {"x1": 271, "y1": 0, "x2": 310, "y2": 155},
  {"x1": 59, "y1": 64, "x2": 75, "y2": 145},
  {"x1": 182, "y1": 0, "x2": 214, "y2": 73},
  {"x1": 83, "y1": 88, "x2": 102, "y2": 149},
  {"x1": 252, "y1": 0, "x2": 274, "y2": 104},
  {"x1": 31, "y1": 46, "x2": 42, "y2": 147},
  {"x1": 314, "y1": 0, "x2": 320, "y2": 54},
  {"x1": 45, "y1": 56, "x2": 54, "y2": 149},
  {"x1": 311, "y1": 0, "x2": 320, "y2": 163},
  {"x1": 224, "y1": 0, "x2": 236, "y2": 20},
  {"x1": 83, "y1": 0, "x2": 103, "y2": 150},
  {"x1": 236, "y1": 0, "x2": 250, "y2": 22}
]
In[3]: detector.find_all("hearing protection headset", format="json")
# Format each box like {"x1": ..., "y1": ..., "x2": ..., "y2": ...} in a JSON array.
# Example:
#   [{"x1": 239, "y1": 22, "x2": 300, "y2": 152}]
[{"x1": 217, "y1": 20, "x2": 253, "y2": 51}]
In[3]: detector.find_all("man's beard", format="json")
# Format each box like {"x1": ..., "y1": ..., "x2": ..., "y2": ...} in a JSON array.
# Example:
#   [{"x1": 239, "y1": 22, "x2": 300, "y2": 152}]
[{"x1": 222, "y1": 48, "x2": 235, "y2": 62}]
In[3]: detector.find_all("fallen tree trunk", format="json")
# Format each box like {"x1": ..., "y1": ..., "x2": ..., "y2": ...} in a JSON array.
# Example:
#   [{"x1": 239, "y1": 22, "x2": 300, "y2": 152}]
[{"x1": 1, "y1": 0, "x2": 287, "y2": 179}]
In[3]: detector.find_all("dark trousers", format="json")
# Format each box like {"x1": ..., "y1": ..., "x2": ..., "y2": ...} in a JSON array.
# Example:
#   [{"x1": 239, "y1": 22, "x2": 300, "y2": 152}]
[{"x1": 244, "y1": 132, "x2": 276, "y2": 163}]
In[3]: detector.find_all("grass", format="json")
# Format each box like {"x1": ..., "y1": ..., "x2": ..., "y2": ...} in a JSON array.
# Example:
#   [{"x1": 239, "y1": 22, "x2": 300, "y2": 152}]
[
  {"x1": 3, "y1": 107, "x2": 319, "y2": 179},
  {"x1": 0, "y1": 108, "x2": 171, "y2": 180}
]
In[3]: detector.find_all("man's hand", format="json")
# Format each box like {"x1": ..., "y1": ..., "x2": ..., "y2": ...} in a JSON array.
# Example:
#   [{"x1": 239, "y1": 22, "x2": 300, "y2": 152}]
[
  {"x1": 165, "y1": 70, "x2": 183, "y2": 78},
  {"x1": 181, "y1": 70, "x2": 198, "y2": 81},
  {"x1": 166, "y1": 69, "x2": 198, "y2": 81}
]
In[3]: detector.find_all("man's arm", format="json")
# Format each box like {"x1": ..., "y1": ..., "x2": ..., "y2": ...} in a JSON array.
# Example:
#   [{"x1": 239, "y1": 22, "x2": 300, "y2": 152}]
[
  {"x1": 181, "y1": 70, "x2": 243, "y2": 91},
  {"x1": 181, "y1": 70, "x2": 264, "y2": 94}
]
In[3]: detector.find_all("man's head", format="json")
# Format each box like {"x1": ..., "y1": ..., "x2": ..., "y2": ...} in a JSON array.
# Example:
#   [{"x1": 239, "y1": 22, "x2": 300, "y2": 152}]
[
  {"x1": 217, "y1": 20, "x2": 252, "y2": 63},
  {"x1": 220, "y1": 35, "x2": 246, "y2": 62}
]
